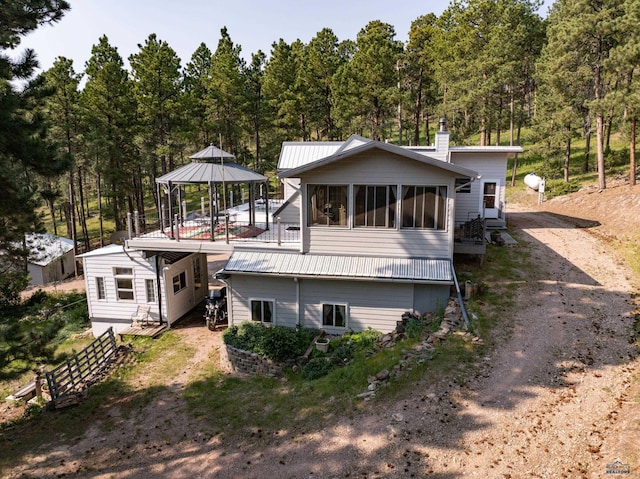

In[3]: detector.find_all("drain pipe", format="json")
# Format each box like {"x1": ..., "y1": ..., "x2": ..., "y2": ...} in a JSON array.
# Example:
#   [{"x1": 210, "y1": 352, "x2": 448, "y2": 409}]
[{"x1": 451, "y1": 263, "x2": 474, "y2": 334}]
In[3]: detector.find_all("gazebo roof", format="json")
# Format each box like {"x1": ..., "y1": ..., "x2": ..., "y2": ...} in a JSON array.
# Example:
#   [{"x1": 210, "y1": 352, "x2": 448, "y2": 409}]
[
  {"x1": 156, "y1": 161, "x2": 267, "y2": 185},
  {"x1": 189, "y1": 144, "x2": 236, "y2": 160}
]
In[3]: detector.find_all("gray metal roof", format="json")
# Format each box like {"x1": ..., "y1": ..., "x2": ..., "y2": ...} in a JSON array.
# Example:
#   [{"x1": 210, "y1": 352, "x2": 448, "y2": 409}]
[
  {"x1": 223, "y1": 251, "x2": 453, "y2": 283},
  {"x1": 189, "y1": 144, "x2": 235, "y2": 160},
  {"x1": 278, "y1": 136, "x2": 478, "y2": 179},
  {"x1": 156, "y1": 161, "x2": 267, "y2": 185},
  {"x1": 26, "y1": 233, "x2": 75, "y2": 266},
  {"x1": 277, "y1": 142, "x2": 342, "y2": 171}
]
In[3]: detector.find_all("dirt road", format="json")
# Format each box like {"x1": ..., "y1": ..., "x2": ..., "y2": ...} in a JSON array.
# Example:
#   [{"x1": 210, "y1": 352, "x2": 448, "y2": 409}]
[{"x1": 3, "y1": 204, "x2": 639, "y2": 478}]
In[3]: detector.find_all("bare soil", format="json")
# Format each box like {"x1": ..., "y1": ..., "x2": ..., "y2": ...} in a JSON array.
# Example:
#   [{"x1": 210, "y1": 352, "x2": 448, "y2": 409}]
[{"x1": 2, "y1": 185, "x2": 640, "y2": 478}]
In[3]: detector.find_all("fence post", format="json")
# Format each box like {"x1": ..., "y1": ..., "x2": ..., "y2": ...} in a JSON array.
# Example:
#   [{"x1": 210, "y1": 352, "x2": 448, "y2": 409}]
[
  {"x1": 175, "y1": 214, "x2": 180, "y2": 242},
  {"x1": 225, "y1": 213, "x2": 230, "y2": 244}
]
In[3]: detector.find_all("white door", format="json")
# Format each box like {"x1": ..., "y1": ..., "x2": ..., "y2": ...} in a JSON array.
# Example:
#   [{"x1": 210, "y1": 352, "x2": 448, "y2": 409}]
[{"x1": 481, "y1": 180, "x2": 500, "y2": 219}]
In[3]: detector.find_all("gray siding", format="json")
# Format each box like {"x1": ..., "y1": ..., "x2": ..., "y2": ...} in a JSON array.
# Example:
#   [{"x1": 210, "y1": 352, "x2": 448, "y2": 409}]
[
  {"x1": 451, "y1": 152, "x2": 509, "y2": 225},
  {"x1": 413, "y1": 284, "x2": 450, "y2": 315},
  {"x1": 228, "y1": 275, "x2": 298, "y2": 327},
  {"x1": 228, "y1": 273, "x2": 451, "y2": 334},
  {"x1": 299, "y1": 151, "x2": 458, "y2": 257}
]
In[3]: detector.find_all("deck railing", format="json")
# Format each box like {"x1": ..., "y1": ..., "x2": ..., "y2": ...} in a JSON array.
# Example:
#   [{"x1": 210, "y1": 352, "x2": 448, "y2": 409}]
[{"x1": 127, "y1": 211, "x2": 300, "y2": 245}]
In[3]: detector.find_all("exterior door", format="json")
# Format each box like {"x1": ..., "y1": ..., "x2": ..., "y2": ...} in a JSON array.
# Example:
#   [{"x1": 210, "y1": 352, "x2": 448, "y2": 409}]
[{"x1": 481, "y1": 180, "x2": 499, "y2": 219}]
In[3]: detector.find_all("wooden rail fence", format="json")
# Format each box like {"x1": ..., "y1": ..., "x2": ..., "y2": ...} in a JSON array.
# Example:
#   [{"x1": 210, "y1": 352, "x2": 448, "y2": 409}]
[{"x1": 45, "y1": 327, "x2": 118, "y2": 407}]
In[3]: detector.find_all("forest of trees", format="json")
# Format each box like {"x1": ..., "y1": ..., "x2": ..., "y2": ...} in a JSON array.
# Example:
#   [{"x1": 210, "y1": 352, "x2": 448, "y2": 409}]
[{"x1": 2, "y1": 0, "x2": 640, "y2": 305}]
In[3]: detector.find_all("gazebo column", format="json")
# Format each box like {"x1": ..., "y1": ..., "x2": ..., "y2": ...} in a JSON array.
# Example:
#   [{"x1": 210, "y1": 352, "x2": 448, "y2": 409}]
[
  {"x1": 168, "y1": 181, "x2": 175, "y2": 239},
  {"x1": 248, "y1": 182, "x2": 254, "y2": 226},
  {"x1": 208, "y1": 181, "x2": 215, "y2": 242},
  {"x1": 157, "y1": 182, "x2": 163, "y2": 231},
  {"x1": 264, "y1": 180, "x2": 270, "y2": 231}
]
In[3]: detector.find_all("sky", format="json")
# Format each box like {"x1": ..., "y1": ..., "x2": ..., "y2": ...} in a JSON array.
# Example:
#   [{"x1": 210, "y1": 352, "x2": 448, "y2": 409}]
[{"x1": 10, "y1": 0, "x2": 553, "y2": 77}]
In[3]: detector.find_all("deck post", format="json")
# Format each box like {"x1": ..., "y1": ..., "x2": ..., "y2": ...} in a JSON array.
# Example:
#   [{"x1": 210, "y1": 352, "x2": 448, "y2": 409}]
[
  {"x1": 134, "y1": 211, "x2": 140, "y2": 237},
  {"x1": 265, "y1": 180, "x2": 270, "y2": 231},
  {"x1": 225, "y1": 213, "x2": 230, "y2": 244},
  {"x1": 277, "y1": 216, "x2": 281, "y2": 246},
  {"x1": 174, "y1": 214, "x2": 180, "y2": 242},
  {"x1": 127, "y1": 213, "x2": 133, "y2": 240}
]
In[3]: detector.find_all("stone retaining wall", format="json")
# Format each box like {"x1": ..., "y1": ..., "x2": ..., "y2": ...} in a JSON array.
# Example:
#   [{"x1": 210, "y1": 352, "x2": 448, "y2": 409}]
[{"x1": 219, "y1": 344, "x2": 283, "y2": 377}]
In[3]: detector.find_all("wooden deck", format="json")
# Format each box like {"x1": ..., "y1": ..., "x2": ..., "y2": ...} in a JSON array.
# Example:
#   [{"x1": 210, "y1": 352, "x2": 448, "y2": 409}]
[{"x1": 118, "y1": 323, "x2": 167, "y2": 339}]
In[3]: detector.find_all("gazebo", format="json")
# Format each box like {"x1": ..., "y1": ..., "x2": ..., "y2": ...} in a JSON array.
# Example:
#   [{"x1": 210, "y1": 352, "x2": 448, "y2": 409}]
[{"x1": 155, "y1": 144, "x2": 269, "y2": 242}]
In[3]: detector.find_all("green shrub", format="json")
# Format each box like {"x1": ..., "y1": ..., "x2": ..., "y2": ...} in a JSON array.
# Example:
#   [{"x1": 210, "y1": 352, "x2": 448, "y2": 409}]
[
  {"x1": 223, "y1": 322, "x2": 319, "y2": 361},
  {"x1": 404, "y1": 317, "x2": 427, "y2": 339},
  {"x1": 301, "y1": 357, "x2": 334, "y2": 380}
]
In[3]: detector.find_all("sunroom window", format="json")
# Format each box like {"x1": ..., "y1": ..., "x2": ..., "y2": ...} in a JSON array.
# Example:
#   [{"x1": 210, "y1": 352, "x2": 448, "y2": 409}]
[
  {"x1": 401, "y1": 185, "x2": 447, "y2": 230},
  {"x1": 308, "y1": 185, "x2": 349, "y2": 226},
  {"x1": 354, "y1": 185, "x2": 396, "y2": 228}
]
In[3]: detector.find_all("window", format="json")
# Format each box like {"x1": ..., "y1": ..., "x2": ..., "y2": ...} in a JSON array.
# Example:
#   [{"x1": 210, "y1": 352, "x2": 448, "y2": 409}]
[
  {"x1": 251, "y1": 300, "x2": 274, "y2": 323},
  {"x1": 308, "y1": 185, "x2": 349, "y2": 226},
  {"x1": 113, "y1": 267, "x2": 134, "y2": 301},
  {"x1": 173, "y1": 271, "x2": 187, "y2": 294},
  {"x1": 96, "y1": 277, "x2": 106, "y2": 300},
  {"x1": 455, "y1": 178, "x2": 471, "y2": 193},
  {"x1": 323, "y1": 304, "x2": 347, "y2": 328},
  {"x1": 401, "y1": 186, "x2": 447, "y2": 230},
  {"x1": 354, "y1": 185, "x2": 396, "y2": 228},
  {"x1": 193, "y1": 257, "x2": 202, "y2": 290},
  {"x1": 145, "y1": 279, "x2": 155, "y2": 303}
]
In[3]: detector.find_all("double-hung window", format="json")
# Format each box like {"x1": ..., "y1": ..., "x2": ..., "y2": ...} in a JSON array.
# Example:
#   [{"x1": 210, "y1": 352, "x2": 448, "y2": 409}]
[
  {"x1": 354, "y1": 185, "x2": 396, "y2": 228},
  {"x1": 96, "y1": 277, "x2": 106, "y2": 300},
  {"x1": 173, "y1": 271, "x2": 187, "y2": 294},
  {"x1": 308, "y1": 185, "x2": 349, "y2": 226},
  {"x1": 251, "y1": 299, "x2": 274, "y2": 323},
  {"x1": 322, "y1": 303, "x2": 347, "y2": 328},
  {"x1": 114, "y1": 267, "x2": 134, "y2": 301},
  {"x1": 401, "y1": 186, "x2": 447, "y2": 230}
]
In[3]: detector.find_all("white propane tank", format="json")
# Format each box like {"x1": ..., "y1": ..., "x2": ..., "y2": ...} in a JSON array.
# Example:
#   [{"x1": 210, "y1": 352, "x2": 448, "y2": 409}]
[{"x1": 524, "y1": 173, "x2": 542, "y2": 191}]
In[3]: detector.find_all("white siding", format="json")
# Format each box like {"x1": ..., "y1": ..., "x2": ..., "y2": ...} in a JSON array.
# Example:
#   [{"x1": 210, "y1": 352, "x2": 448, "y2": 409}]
[
  {"x1": 83, "y1": 248, "x2": 207, "y2": 336},
  {"x1": 299, "y1": 151, "x2": 458, "y2": 257},
  {"x1": 451, "y1": 152, "x2": 510, "y2": 225}
]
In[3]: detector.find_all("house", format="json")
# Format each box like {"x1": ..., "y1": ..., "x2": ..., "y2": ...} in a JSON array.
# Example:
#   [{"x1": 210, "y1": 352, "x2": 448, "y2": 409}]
[
  {"x1": 25, "y1": 233, "x2": 76, "y2": 286},
  {"x1": 115, "y1": 128, "x2": 521, "y2": 335},
  {"x1": 79, "y1": 245, "x2": 207, "y2": 337}
]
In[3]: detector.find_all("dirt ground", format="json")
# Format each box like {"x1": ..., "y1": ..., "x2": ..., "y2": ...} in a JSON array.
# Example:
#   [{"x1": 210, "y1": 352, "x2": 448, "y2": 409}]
[{"x1": 2, "y1": 183, "x2": 640, "y2": 478}]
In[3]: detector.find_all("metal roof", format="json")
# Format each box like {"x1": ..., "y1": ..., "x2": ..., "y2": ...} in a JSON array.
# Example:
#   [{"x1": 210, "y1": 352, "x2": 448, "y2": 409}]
[
  {"x1": 26, "y1": 233, "x2": 75, "y2": 266},
  {"x1": 277, "y1": 142, "x2": 342, "y2": 171},
  {"x1": 278, "y1": 136, "x2": 478, "y2": 179},
  {"x1": 189, "y1": 144, "x2": 235, "y2": 160},
  {"x1": 156, "y1": 161, "x2": 267, "y2": 185},
  {"x1": 223, "y1": 251, "x2": 453, "y2": 283}
]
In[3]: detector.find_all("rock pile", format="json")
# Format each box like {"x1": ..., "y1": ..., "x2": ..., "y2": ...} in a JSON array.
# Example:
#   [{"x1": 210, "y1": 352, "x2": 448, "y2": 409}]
[{"x1": 358, "y1": 298, "x2": 481, "y2": 400}]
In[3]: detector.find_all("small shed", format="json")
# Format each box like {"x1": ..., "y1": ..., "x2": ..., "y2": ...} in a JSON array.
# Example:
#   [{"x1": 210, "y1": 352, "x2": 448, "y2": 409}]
[
  {"x1": 25, "y1": 233, "x2": 75, "y2": 286},
  {"x1": 80, "y1": 245, "x2": 208, "y2": 337}
]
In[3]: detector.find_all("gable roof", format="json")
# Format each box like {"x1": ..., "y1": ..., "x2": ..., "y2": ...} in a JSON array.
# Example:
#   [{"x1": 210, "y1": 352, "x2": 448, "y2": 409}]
[
  {"x1": 26, "y1": 234, "x2": 75, "y2": 266},
  {"x1": 278, "y1": 141, "x2": 342, "y2": 170},
  {"x1": 223, "y1": 251, "x2": 453, "y2": 284},
  {"x1": 278, "y1": 135, "x2": 478, "y2": 179}
]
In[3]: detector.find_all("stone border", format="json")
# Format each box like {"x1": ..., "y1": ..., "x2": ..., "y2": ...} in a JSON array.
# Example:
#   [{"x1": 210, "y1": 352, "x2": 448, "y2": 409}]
[{"x1": 219, "y1": 344, "x2": 283, "y2": 377}]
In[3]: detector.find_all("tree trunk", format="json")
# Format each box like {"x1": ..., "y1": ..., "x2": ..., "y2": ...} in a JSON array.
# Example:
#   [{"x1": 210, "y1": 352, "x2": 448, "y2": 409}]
[
  {"x1": 564, "y1": 135, "x2": 571, "y2": 183},
  {"x1": 510, "y1": 117, "x2": 523, "y2": 187},
  {"x1": 596, "y1": 113, "x2": 606, "y2": 190},
  {"x1": 631, "y1": 115, "x2": 637, "y2": 186},
  {"x1": 584, "y1": 115, "x2": 592, "y2": 173},
  {"x1": 414, "y1": 67, "x2": 423, "y2": 146},
  {"x1": 97, "y1": 172, "x2": 104, "y2": 247},
  {"x1": 77, "y1": 167, "x2": 90, "y2": 252}
]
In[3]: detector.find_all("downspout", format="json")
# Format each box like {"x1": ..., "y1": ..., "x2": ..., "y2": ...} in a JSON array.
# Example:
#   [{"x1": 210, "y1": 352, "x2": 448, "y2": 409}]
[
  {"x1": 155, "y1": 255, "x2": 164, "y2": 325},
  {"x1": 450, "y1": 262, "x2": 473, "y2": 334}
]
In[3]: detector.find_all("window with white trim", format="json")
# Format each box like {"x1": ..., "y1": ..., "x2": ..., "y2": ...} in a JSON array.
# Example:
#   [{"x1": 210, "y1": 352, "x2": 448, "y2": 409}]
[
  {"x1": 354, "y1": 185, "x2": 397, "y2": 228},
  {"x1": 172, "y1": 271, "x2": 187, "y2": 294},
  {"x1": 251, "y1": 299, "x2": 274, "y2": 323},
  {"x1": 322, "y1": 303, "x2": 347, "y2": 328},
  {"x1": 113, "y1": 267, "x2": 134, "y2": 301},
  {"x1": 145, "y1": 279, "x2": 155, "y2": 303},
  {"x1": 455, "y1": 178, "x2": 471, "y2": 193},
  {"x1": 96, "y1": 277, "x2": 106, "y2": 300},
  {"x1": 401, "y1": 185, "x2": 447, "y2": 230}
]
